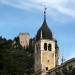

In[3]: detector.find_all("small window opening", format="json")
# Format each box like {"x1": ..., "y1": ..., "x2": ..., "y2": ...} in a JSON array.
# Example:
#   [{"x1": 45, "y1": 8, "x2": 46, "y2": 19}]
[
  {"x1": 21, "y1": 41, "x2": 22, "y2": 43},
  {"x1": 46, "y1": 67, "x2": 48, "y2": 70},
  {"x1": 48, "y1": 60, "x2": 49, "y2": 62}
]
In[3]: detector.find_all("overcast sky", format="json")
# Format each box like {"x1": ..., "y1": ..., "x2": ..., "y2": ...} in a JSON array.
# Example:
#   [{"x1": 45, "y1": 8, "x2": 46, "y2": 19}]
[{"x1": 0, "y1": 0, "x2": 75, "y2": 64}]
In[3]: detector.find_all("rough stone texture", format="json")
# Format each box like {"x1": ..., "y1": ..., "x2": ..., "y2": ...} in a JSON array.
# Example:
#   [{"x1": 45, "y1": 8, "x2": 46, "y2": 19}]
[
  {"x1": 42, "y1": 51, "x2": 55, "y2": 70},
  {"x1": 34, "y1": 39, "x2": 56, "y2": 75},
  {"x1": 48, "y1": 58, "x2": 75, "y2": 75},
  {"x1": 19, "y1": 33, "x2": 30, "y2": 48},
  {"x1": 34, "y1": 41, "x2": 41, "y2": 73}
]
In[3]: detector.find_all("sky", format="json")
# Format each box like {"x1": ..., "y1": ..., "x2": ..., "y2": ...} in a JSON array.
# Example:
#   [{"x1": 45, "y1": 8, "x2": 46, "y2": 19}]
[{"x1": 0, "y1": 0, "x2": 75, "y2": 64}]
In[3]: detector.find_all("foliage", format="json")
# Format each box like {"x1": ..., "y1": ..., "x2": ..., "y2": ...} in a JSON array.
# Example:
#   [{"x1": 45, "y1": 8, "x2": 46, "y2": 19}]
[
  {"x1": 13, "y1": 36, "x2": 22, "y2": 49},
  {"x1": 0, "y1": 48, "x2": 34, "y2": 75},
  {"x1": 0, "y1": 37, "x2": 34, "y2": 75},
  {"x1": 0, "y1": 37, "x2": 13, "y2": 49}
]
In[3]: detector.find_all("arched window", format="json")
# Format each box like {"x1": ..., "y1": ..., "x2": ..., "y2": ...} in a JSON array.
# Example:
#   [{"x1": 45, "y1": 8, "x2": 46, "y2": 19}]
[
  {"x1": 44, "y1": 43, "x2": 47, "y2": 50},
  {"x1": 48, "y1": 44, "x2": 51, "y2": 51}
]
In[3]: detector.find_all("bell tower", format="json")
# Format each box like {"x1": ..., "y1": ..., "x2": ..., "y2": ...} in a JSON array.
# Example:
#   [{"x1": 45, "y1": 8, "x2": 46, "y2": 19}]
[{"x1": 34, "y1": 7, "x2": 59, "y2": 75}]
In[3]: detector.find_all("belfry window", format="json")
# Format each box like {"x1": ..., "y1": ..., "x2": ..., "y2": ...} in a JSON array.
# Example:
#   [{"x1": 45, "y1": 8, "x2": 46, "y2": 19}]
[
  {"x1": 44, "y1": 43, "x2": 47, "y2": 50},
  {"x1": 48, "y1": 44, "x2": 51, "y2": 51}
]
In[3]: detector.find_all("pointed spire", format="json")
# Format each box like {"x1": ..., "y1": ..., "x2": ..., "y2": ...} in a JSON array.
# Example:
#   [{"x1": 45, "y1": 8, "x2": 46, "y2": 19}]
[
  {"x1": 44, "y1": 5, "x2": 47, "y2": 21},
  {"x1": 61, "y1": 50, "x2": 65, "y2": 64}
]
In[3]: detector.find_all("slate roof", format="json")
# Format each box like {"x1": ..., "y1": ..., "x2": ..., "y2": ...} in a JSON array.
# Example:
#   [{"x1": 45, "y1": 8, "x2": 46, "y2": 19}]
[{"x1": 36, "y1": 17, "x2": 53, "y2": 41}]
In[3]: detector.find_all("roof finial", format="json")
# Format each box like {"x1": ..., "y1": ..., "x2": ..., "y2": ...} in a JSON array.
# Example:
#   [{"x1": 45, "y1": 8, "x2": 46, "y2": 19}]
[
  {"x1": 44, "y1": 5, "x2": 47, "y2": 20},
  {"x1": 61, "y1": 50, "x2": 65, "y2": 64}
]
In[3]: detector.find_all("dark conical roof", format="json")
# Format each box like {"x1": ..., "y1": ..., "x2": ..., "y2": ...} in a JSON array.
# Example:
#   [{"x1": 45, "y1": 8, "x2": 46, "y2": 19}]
[{"x1": 36, "y1": 12, "x2": 53, "y2": 41}]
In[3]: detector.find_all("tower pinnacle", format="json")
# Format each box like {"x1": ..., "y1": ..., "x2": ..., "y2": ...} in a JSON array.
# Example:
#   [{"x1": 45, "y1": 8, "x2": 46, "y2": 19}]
[
  {"x1": 44, "y1": 5, "x2": 47, "y2": 20},
  {"x1": 36, "y1": 5, "x2": 53, "y2": 41},
  {"x1": 61, "y1": 50, "x2": 65, "y2": 64}
]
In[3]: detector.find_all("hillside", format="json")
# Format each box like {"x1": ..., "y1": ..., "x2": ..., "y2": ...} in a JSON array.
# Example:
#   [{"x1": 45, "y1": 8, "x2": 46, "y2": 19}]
[
  {"x1": 0, "y1": 37, "x2": 34, "y2": 75},
  {"x1": 0, "y1": 49, "x2": 34, "y2": 75}
]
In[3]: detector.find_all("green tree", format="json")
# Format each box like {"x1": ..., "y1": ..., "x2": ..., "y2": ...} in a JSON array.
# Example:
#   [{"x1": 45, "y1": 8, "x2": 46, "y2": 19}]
[{"x1": 0, "y1": 37, "x2": 13, "y2": 49}]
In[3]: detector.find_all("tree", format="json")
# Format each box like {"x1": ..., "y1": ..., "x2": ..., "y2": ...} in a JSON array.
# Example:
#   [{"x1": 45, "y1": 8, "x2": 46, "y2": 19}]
[
  {"x1": 13, "y1": 36, "x2": 22, "y2": 49},
  {"x1": 0, "y1": 49, "x2": 34, "y2": 75},
  {"x1": 0, "y1": 37, "x2": 34, "y2": 75},
  {"x1": 0, "y1": 37, "x2": 13, "y2": 49}
]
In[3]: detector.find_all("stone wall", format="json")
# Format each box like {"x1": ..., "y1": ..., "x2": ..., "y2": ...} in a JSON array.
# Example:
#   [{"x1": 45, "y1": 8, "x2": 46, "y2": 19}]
[
  {"x1": 19, "y1": 33, "x2": 30, "y2": 48},
  {"x1": 48, "y1": 57, "x2": 75, "y2": 75}
]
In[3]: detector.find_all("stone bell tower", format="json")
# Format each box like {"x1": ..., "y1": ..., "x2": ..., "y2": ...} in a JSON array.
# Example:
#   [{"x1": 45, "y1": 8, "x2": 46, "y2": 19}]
[{"x1": 34, "y1": 8, "x2": 59, "y2": 75}]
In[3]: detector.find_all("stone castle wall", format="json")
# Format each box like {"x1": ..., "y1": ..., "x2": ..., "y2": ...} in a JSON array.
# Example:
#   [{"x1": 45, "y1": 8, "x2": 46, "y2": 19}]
[{"x1": 19, "y1": 33, "x2": 30, "y2": 48}]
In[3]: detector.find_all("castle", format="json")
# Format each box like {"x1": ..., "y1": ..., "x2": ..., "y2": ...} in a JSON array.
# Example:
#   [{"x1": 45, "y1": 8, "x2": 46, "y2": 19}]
[
  {"x1": 12, "y1": 33, "x2": 30, "y2": 49},
  {"x1": 19, "y1": 33, "x2": 30, "y2": 48},
  {"x1": 34, "y1": 8, "x2": 75, "y2": 75}
]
